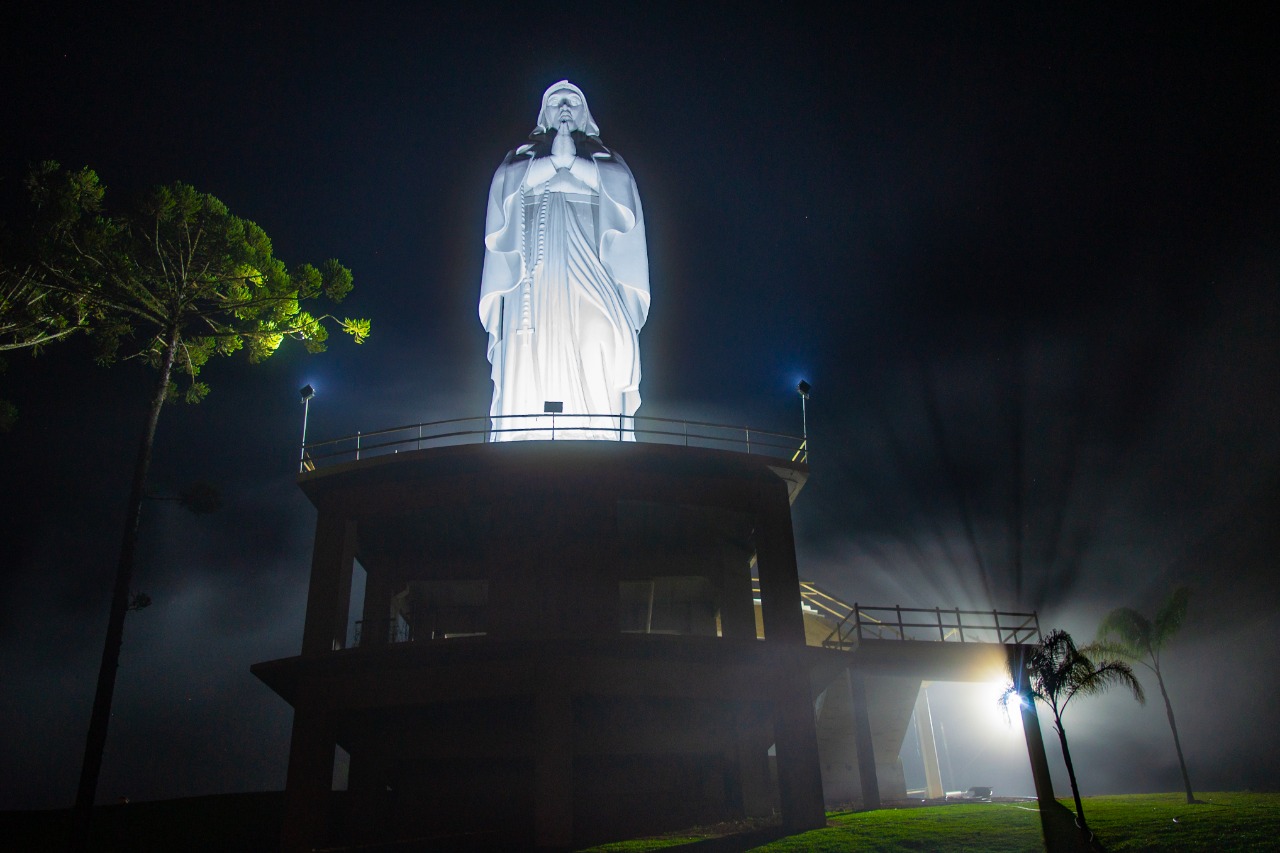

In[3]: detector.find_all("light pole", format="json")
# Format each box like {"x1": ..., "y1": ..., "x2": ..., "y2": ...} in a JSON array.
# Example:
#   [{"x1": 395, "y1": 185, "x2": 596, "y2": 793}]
[
  {"x1": 299, "y1": 384, "x2": 315, "y2": 472},
  {"x1": 797, "y1": 380, "x2": 810, "y2": 440}
]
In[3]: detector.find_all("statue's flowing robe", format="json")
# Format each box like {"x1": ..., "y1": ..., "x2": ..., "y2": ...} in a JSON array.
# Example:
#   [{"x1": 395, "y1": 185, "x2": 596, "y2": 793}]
[{"x1": 479, "y1": 136, "x2": 650, "y2": 440}]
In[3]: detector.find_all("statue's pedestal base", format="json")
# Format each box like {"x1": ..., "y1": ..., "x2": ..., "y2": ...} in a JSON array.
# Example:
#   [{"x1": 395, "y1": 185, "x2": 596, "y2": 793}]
[{"x1": 253, "y1": 441, "x2": 823, "y2": 851}]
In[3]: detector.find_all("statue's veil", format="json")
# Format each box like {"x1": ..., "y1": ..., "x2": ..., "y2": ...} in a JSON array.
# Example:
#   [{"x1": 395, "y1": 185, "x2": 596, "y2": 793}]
[{"x1": 534, "y1": 80, "x2": 601, "y2": 137}]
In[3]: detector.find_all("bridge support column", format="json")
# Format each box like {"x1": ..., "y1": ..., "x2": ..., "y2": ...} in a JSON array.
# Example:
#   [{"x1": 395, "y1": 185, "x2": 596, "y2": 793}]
[
  {"x1": 847, "y1": 669, "x2": 881, "y2": 810},
  {"x1": 915, "y1": 686, "x2": 945, "y2": 798},
  {"x1": 1007, "y1": 645, "x2": 1070, "y2": 850},
  {"x1": 1007, "y1": 645, "x2": 1055, "y2": 805}
]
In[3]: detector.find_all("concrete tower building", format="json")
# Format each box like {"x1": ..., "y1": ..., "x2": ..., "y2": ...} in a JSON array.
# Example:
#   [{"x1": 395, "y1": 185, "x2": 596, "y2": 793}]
[{"x1": 254, "y1": 436, "x2": 831, "y2": 850}]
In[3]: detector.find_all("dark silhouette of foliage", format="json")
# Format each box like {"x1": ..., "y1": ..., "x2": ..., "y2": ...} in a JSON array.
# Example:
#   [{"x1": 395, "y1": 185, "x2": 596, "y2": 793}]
[
  {"x1": 1095, "y1": 586, "x2": 1198, "y2": 804},
  {"x1": 1, "y1": 162, "x2": 370, "y2": 848},
  {"x1": 7, "y1": 162, "x2": 369, "y2": 388},
  {"x1": 1002, "y1": 629, "x2": 1145, "y2": 838}
]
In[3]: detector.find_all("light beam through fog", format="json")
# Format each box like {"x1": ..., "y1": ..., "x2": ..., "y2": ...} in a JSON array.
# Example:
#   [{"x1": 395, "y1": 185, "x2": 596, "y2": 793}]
[{"x1": 0, "y1": 2, "x2": 1276, "y2": 817}]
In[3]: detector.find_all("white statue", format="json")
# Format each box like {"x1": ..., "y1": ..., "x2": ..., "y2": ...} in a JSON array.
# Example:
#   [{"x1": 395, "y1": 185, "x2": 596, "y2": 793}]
[{"x1": 479, "y1": 81, "x2": 650, "y2": 440}]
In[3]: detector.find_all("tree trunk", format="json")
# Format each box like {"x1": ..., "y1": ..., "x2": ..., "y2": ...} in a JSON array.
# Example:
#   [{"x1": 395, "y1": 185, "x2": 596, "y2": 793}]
[
  {"x1": 1053, "y1": 717, "x2": 1090, "y2": 834},
  {"x1": 72, "y1": 327, "x2": 181, "y2": 849},
  {"x1": 1156, "y1": 666, "x2": 1196, "y2": 804}
]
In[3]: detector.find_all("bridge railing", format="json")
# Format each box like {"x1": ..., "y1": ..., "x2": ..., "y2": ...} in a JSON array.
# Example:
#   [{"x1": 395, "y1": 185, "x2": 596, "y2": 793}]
[
  {"x1": 822, "y1": 604, "x2": 1041, "y2": 649},
  {"x1": 751, "y1": 578, "x2": 1040, "y2": 649},
  {"x1": 301, "y1": 414, "x2": 807, "y2": 472}
]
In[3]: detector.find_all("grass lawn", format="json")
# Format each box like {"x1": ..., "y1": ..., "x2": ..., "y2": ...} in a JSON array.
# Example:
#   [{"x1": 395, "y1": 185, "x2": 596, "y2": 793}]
[
  {"x1": 578, "y1": 792, "x2": 1280, "y2": 853},
  {"x1": 1077, "y1": 793, "x2": 1280, "y2": 852},
  {"x1": 4, "y1": 790, "x2": 1275, "y2": 851}
]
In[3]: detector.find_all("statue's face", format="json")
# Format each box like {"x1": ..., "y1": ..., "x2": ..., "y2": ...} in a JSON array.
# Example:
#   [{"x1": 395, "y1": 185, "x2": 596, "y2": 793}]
[{"x1": 545, "y1": 88, "x2": 587, "y2": 132}]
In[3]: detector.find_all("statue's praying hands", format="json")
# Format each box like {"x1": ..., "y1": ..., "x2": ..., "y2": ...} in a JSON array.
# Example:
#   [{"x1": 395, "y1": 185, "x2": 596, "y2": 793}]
[{"x1": 551, "y1": 118, "x2": 577, "y2": 170}]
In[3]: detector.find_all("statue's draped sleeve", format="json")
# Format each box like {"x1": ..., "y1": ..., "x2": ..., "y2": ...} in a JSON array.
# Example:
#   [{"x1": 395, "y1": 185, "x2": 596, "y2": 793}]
[
  {"x1": 594, "y1": 152, "x2": 650, "y2": 332},
  {"x1": 479, "y1": 155, "x2": 529, "y2": 364}
]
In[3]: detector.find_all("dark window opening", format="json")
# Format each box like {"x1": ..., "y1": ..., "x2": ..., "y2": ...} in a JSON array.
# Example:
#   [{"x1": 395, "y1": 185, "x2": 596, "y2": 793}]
[{"x1": 620, "y1": 576, "x2": 720, "y2": 636}]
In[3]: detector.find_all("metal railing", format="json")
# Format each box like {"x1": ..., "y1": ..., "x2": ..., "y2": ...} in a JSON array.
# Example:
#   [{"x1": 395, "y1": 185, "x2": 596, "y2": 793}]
[
  {"x1": 351, "y1": 617, "x2": 486, "y2": 647},
  {"x1": 350, "y1": 583, "x2": 1038, "y2": 651},
  {"x1": 750, "y1": 578, "x2": 856, "y2": 622},
  {"x1": 751, "y1": 578, "x2": 1040, "y2": 649},
  {"x1": 352, "y1": 618, "x2": 411, "y2": 647},
  {"x1": 821, "y1": 604, "x2": 1041, "y2": 649},
  {"x1": 300, "y1": 414, "x2": 807, "y2": 472}
]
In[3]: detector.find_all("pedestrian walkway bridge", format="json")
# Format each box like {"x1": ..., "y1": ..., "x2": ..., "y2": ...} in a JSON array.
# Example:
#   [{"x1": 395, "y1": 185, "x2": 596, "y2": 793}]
[{"x1": 752, "y1": 578, "x2": 1041, "y2": 650}]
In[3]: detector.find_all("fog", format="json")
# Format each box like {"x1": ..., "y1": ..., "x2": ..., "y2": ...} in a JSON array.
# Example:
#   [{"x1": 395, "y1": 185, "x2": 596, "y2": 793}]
[{"x1": 1, "y1": 3, "x2": 1275, "y2": 811}]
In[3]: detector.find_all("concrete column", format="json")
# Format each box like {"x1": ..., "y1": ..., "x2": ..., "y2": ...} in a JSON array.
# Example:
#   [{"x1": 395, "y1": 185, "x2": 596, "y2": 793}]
[
  {"x1": 1006, "y1": 644, "x2": 1067, "y2": 849},
  {"x1": 332, "y1": 528, "x2": 358, "y2": 649},
  {"x1": 719, "y1": 547, "x2": 757, "y2": 640},
  {"x1": 1020, "y1": 698, "x2": 1055, "y2": 802},
  {"x1": 280, "y1": 705, "x2": 335, "y2": 853},
  {"x1": 301, "y1": 514, "x2": 356, "y2": 655},
  {"x1": 771, "y1": 658, "x2": 827, "y2": 831},
  {"x1": 754, "y1": 479, "x2": 805, "y2": 647},
  {"x1": 754, "y1": 477, "x2": 825, "y2": 832},
  {"x1": 359, "y1": 548, "x2": 392, "y2": 647},
  {"x1": 346, "y1": 749, "x2": 390, "y2": 843},
  {"x1": 1007, "y1": 646, "x2": 1055, "y2": 804},
  {"x1": 847, "y1": 669, "x2": 881, "y2": 810},
  {"x1": 534, "y1": 687, "x2": 574, "y2": 848},
  {"x1": 735, "y1": 703, "x2": 774, "y2": 818},
  {"x1": 915, "y1": 686, "x2": 945, "y2": 799}
]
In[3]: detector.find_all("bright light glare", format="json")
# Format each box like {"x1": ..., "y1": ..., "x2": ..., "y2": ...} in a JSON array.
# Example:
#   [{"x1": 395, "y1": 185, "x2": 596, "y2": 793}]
[{"x1": 986, "y1": 680, "x2": 1024, "y2": 731}]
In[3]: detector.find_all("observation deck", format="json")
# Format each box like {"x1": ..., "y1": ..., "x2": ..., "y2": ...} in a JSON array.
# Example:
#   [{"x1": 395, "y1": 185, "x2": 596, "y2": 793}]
[{"x1": 299, "y1": 413, "x2": 808, "y2": 472}]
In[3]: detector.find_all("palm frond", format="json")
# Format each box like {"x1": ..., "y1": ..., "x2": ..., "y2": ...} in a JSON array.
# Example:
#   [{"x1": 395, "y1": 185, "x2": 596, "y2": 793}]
[
  {"x1": 1153, "y1": 587, "x2": 1191, "y2": 648},
  {"x1": 1064, "y1": 659, "x2": 1145, "y2": 709},
  {"x1": 1096, "y1": 607, "x2": 1151, "y2": 658},
  {"x1": 1016, "y1": 629, "x2": 1146, "y2": 716}
]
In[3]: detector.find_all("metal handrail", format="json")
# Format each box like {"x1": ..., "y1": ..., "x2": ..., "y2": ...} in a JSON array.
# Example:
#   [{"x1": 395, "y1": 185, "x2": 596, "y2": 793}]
[
  {"x1": 750, "y1": 578, "x2": 1040, "y2": 649},
  {"x1": 822, "y1": 604, "x2": 1042, "y2": 649},
  {"x1": 751, "y1": 578, "x2": 858, "y2": 624},
  {"x1": 352, "y1": 617, "x2": 487, "y2": 647},
  {"x1": 300, "y1": 413, "x2": 808, "y2": 472},
  {"x1": 798, "y1": 581, "x2": 856, "y2": 622},
  {"x1": 792, "y1": 438, "x2": 808, "y2": 464},
  {"x1": 352, "y1": 618, "x2": 411, "y2": 647}
]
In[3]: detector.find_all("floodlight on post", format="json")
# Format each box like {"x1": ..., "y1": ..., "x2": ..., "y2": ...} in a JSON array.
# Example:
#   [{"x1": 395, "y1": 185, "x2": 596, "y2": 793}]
[
  {"x1": 796, "y1": 380, "x2": 811, "y2": 440},
  {"x1": 299, "y1": 385, "x2": 316, "y2": 472},
  {"x1": 544, "y1": 401, "x2": 563, "y2": 440}
]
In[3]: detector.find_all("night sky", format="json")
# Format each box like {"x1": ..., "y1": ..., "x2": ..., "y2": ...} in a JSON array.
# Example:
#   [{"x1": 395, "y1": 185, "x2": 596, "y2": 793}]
[{"x1": 1, "y1": 3, "x2": 1276, "y2": 810}]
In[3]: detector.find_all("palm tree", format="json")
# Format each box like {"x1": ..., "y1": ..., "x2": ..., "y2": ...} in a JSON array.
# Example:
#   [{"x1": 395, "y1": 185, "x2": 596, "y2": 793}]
[
  {"x1": 1095, "y1": 586, "x2": 1197, "y2": 804},
  {"x1": 1002, "y1": 629, "x2": 1145, "y2": 836}
]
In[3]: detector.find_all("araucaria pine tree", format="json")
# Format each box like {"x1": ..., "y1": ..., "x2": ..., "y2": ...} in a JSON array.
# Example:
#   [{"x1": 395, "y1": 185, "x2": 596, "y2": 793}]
[{"x1": 1, "y1": 162, "x2": 370, "y2": 847}]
